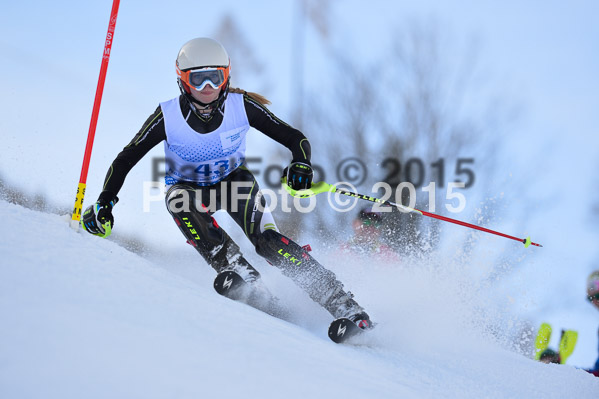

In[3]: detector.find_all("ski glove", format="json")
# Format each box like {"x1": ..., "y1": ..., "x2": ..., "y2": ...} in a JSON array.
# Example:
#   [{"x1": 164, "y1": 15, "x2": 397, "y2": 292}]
[
  {"x1": 81, "y1": 197, "x2": 118, "y2": 238},
  {"x1": 284, "y1": 161, "x2": 313, "y2": 190}
]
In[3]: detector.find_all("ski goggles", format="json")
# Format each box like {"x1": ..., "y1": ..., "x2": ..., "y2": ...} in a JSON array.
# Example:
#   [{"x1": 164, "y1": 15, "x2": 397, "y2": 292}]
[
  {"x1": 587, "y1": 292, "x2": 599, "y2": 302},
  {"x1": 177, "y1": 66, "x2": 229, "y2": 90}
]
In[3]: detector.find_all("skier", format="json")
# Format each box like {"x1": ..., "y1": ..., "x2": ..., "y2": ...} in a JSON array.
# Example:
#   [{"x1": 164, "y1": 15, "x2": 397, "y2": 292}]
[
  {"x1": 339, "y1": 206, "x2": 398, "y2": 261},
  {"x1": 586, "y1": 270, "x2": 599, "y2": 376},
  {"x1": 80, "y1": 37, "x2": 372, "y2": 330},
  {"x1": 533, "y1": 322, "x2": 577, "y2": 365}
]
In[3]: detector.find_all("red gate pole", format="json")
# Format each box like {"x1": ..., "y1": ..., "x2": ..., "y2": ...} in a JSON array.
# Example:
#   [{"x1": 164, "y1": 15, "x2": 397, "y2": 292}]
[{"x1": 70, "y1": 0, "x2": 121, "y2": 229}]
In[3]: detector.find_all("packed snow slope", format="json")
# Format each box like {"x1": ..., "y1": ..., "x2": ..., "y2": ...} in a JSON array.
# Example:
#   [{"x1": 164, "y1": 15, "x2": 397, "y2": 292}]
[{"x1": 0, "y1": 199, "x2": 597, "y2": 399}]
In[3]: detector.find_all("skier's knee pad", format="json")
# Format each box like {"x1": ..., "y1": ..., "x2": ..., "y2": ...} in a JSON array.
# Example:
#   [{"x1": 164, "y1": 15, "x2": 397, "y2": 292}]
[
  {"x1": 254, "y1": 229, "x2": 291, "y2": 262},
  {"x1": 165, "y1": 184, "x2": 224, "y2": 248},
  {"x1": 255, "y1": 229, "x2": 340, "y2": 305},
  {"x1": 255, "y1": 230, "x2": 312, "y2": 274}
]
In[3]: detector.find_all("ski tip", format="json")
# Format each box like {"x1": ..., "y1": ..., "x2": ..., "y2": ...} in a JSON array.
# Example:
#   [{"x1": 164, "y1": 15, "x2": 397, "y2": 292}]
[
  {"x1": 328, "y1": 317, "x2": 371, "y2": 344},
  {"x1": 213, "y1": 270, "x2": 246, "y2": 297}
]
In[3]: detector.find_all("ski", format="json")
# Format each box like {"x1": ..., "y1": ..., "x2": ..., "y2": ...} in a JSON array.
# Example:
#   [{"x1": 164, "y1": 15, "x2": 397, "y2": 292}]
[
  {"x1": 328, "y1": 317, "x2": 369, "y2": 344},
  {"x1": 215, "y1": 271, "x2": 372, "y2": 343},
  {"x1": 213, "y1": 270, "x2": 290, "y2": 320},
  {"x1": 214, "y1": 270, "x2": 249, "y2": 300}
]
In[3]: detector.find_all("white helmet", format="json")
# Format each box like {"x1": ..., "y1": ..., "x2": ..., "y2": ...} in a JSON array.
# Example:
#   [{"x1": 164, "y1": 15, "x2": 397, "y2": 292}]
[
  {"x1": 175, "y1": 38, "x2": 231, "y2": 110},
  {"x1": 176, "y1": 37, "x2": 230, "y2": 71}
]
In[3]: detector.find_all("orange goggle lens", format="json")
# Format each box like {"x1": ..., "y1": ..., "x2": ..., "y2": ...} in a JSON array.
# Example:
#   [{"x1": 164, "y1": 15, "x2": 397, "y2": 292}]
[{"x1": 178, "y1": 66, "x2": 229, "y2": 90}]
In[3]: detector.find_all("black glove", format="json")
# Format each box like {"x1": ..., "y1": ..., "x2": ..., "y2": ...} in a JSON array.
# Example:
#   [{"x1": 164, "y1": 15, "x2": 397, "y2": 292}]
[
  {"x1": 284, "y1": 161, "x2": 313, "y2": 190},
  {"x1": 81, "y1": 196, "x2": 118, "y2": 238}
]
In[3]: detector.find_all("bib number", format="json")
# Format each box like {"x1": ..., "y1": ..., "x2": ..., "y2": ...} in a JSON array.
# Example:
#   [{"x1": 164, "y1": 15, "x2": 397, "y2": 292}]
[{"x1": 193, "y1": 158, "x2": 243, "y2": 180}]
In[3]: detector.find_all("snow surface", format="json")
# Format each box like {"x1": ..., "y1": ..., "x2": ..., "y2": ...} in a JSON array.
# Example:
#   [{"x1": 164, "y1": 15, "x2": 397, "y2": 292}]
[{"x1": 0, "y1": 199, "x2": 597, "y2": 399}]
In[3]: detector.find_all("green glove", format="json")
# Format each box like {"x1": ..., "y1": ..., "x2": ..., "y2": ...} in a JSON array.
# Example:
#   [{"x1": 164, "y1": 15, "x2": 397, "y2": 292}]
[{"x1": 81, "y1": 197, "x2": 117, "y2": 238}]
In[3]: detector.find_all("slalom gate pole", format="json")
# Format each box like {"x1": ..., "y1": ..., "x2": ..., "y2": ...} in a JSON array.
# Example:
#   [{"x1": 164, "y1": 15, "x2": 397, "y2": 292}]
[
  {"x1": 283, "y1": 179, "x2": 543, "y2": 248},
  {"x1": 70, "y1": 0, "x2": 121, "y2": 229}
]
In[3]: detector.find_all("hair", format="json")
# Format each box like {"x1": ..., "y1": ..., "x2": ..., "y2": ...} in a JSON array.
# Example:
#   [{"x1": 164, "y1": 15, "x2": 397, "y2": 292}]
[
  {"x1": 229, "y1": 87, "x2": 271, "y2": 105},
  {"x1": 539, "y1": 349, "x2": 560, "y2": 364}
]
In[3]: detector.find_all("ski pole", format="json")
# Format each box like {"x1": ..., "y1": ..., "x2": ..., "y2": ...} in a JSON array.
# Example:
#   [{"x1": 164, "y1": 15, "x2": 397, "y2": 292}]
[
  {"x1": 282, "y1": 179, "x2": 542, "y2": 248},
  {"x1": 69, "y1": 0, "x2": 121, "y2": 229}
]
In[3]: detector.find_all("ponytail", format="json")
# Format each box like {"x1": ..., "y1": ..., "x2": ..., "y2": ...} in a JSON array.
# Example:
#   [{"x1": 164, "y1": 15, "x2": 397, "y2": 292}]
[{"x1": 229, "y1": 87, "x2": 271, "y2": 105}]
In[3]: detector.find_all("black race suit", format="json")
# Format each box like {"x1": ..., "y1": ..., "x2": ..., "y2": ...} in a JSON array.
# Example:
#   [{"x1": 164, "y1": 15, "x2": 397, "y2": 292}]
[{"x1": 97, "y1": 94, "x2": 363, "y2": 319}]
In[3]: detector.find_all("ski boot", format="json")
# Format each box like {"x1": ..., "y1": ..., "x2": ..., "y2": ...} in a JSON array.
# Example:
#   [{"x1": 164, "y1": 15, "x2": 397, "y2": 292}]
[{"x1": 324, "y1": 286, "x2": 373, "y2": 330}]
